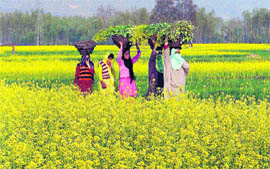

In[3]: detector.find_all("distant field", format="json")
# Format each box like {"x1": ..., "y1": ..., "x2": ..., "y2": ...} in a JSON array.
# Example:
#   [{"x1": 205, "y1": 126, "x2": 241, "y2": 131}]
[{"x1": 1, "y1": 44, "x2": 270, "y2": 99}]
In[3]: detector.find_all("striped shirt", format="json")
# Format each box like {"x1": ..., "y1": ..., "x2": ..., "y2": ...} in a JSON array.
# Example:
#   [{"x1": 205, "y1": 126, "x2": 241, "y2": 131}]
[{"x1": 99, "y1": 61, "x2": 110, "y2": 79}]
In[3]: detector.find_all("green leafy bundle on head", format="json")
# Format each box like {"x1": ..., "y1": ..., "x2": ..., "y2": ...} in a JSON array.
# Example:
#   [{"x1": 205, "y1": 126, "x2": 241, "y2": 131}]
[
  {"x1": 167, "y1": 21, "x2": 194, "y2": 47},
  {"x1": 93, "y1": 21, "x2": 194, "y2": 48},
  {"x1": 142, "y1": 21, "x2": 194, "y2": 47},
  {"x1": 130, "y1": 25, "x2": 149, "y2": 45},
  {"x1": 142, "y1": 23, "x2": 170, "y2": 46},
  {"x1": 93, "y1": 25, "x2": 134, "y2": 43}
]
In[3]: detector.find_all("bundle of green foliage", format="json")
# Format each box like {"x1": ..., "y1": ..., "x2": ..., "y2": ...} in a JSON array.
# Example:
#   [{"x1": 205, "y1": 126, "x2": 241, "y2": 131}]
[
  {"x1": 142, "y1": 21, "x2": 194, "y2": 48},
  {"x1": 93, "y1": 21, "x2": 194, "y2": 49},
  {"x1": 167, "y1": 21, "x2": 194, "y2": 47},
  {"x1": 93, "y1": 25, "x2": 133, "y2": 49},
  {"x1": 93, "y1": 25, "x2": 133, "y2": 42},
  {"x1": 141, "y1": 23, "x2": 169, "y2": 49}
]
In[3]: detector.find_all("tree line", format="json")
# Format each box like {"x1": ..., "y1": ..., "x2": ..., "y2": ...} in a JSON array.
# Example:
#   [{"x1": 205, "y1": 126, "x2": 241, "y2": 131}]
[{"x1": 1, "y1": 0, "x2": 270, "y2": 45}]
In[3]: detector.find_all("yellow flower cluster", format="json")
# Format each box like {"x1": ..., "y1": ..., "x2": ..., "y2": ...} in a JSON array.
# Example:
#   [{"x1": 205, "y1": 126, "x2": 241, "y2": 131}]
[{"x1": 0, "y1": 82, "x2": 270, "y2": 168}]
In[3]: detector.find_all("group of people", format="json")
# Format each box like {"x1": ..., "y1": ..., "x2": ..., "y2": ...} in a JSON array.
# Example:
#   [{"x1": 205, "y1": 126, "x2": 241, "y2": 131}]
[{"x1": 74, "y1": 39, "x2": 189, "y2": 99}]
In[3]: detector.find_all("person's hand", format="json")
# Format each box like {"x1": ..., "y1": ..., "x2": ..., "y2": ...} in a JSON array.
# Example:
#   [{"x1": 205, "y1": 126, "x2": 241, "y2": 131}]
[
  {"x1": 101, "y1": 80, "x2": 107, "y2": 89},
  {"x1": 86, "y1": 60, "x2": 91, "y2": 69},
  {"x1": 85, "y1": 55, "x2": 91, "y2": 69}
]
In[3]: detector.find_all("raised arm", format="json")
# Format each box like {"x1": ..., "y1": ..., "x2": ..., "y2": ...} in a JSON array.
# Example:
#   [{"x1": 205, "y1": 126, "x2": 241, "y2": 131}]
[
  {"x1": 163, "y1": 41, "x2": 171, "y2": 93},
  {"x1": 132, "y1": 44, "x2": 141, "y2": 64},
  {"x1": 163, "y1": 42, "x2": 170, "y2": 60},
  {"x1": 149, "y1": 50, "x2": 157, "y2": 63},
  {"x1": 117, "y1": 42, "x2": 123, "y2": 64},
  {"x1": 149, "y1": 39, "x2": 157, "y2": 62}
]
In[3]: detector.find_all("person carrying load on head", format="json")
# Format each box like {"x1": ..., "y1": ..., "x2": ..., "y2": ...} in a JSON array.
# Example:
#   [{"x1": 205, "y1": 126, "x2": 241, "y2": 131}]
[
  {"x1": 163, "y1": 39, "x2": 190, "y2": 99},
  {"x1": 74, "y1": 40, "x2": 96, "y2": 95},
  {"x1": 146, "y1": 35, "x2": 164, "y2": 98},
  {"x1": 117, "y1": 41, "x2": 141, "y2": 99},
  {"x1": 98, "y1": 53, "x2": 116, "y2": 94}
]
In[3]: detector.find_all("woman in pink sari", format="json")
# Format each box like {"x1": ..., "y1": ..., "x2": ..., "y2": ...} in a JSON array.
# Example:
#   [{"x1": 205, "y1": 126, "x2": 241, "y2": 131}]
[{"x1": 117, "y1": 42, "x2": 141, "y2": 98}]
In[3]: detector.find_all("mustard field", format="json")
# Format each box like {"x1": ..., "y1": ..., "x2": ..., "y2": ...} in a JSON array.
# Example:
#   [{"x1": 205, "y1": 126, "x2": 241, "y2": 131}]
[
  {"x1": 0, "y1": 44, "x2": 270, "y2": 168},
  {"x1": 1, "y1": 44, "x2": 270, "y2": 99}
]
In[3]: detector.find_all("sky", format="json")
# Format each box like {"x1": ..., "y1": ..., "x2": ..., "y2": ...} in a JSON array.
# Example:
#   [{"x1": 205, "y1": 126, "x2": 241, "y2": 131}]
[{"x1": 0, "y1": 0, "x2": 270, "y2": 19}]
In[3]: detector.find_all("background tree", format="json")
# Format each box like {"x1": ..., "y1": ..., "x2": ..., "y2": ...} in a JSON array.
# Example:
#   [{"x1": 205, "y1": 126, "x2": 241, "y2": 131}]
[
  {"x1": 1, "y1": 5, "x2": 270, "y2": 45},
  {"x1": 96, "y1": 5, "x2": 116, "y2": 27},
  {"x1": 194, "y1": 9, "x2": 221, "y2": 43},
  {"x1": 111, "y1": 8, "x2": 150, "y2": 26},
  {"x1": 130, "y1": 8, "x2": 150, "y2": 25},
  {"x1": 175, "y1": 0, "x2": 197, "y2": 24},
  {"x1": 150, "y1": 0, "x2": 177, "y2": 23}
]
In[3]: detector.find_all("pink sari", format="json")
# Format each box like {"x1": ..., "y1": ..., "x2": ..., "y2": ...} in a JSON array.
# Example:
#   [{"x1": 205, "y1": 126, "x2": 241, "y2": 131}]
[{"x1": 117, "y1": 47, "x2": 141, "y2": 98}]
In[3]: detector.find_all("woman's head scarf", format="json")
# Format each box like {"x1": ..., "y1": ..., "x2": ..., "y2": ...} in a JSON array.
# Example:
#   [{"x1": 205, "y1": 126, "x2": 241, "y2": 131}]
[{"x1": 170, "y1": 48, "x2": 184, "y2": 70}]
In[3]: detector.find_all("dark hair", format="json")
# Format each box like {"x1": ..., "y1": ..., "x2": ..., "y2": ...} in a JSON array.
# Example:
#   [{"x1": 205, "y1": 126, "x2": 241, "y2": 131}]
[
  {"x1": 108, "y1": 53, "x2": 114, "y2": 59},
  {"x1": 122, "y1": 50, "x2": 135, "y2": 83},
  {"x1": 79, "y1": 55, "x2": 89, "y2": 66}
]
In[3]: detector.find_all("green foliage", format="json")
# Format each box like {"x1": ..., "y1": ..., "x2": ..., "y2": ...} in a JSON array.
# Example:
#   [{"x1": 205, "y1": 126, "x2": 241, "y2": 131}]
[
  {"x1": 2, "y1": 7, "x2": 270, "y2": 45},
  {"x1": 168, "y1": 21, "x2": 194, "y2": 44},
  {"x1": 142, "y1": 21, "x2": 194, "y2": 46},
  {"x1": 130, "y1": 25, "x2": 149, "y2": 45},
  {"x1": 94, "y1": 21, "x2": 194, "y2": 46},
  {"x1": 142, "y1": 22, "x2": 171, "y2": 45},
  {"x1": 93, "y1": 25, "x2": 133, "y2": 42},
  {"x1": 94, "y1": 24, "x2": 150, "y2": 45}
]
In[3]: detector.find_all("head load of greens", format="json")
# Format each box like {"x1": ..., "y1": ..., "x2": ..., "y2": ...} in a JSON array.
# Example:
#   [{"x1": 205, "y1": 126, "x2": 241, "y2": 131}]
[{"x1": 93, "y1": 21, "x2": 194, "y2": 49}]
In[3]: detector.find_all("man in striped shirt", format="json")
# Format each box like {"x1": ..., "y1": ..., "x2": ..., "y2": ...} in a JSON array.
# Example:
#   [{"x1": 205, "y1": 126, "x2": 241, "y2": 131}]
[{"x1": 98, "y1": 53, "x2": 116, "y2": 94}]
